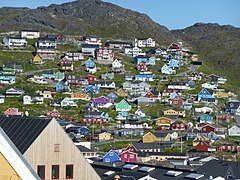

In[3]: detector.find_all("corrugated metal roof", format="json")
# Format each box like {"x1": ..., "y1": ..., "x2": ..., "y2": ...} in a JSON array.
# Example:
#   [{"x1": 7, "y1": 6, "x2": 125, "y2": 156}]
[{"x1": 0, "y1": 116, "x2": 51, "y2": 154}]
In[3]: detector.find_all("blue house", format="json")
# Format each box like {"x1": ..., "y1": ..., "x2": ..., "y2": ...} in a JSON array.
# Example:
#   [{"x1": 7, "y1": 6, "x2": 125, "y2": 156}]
[
  {"x1": 42, "y1": 70, "x2": 55, "y2": 79},
  {"x1": 134, "y1": 56, "x2": 156, "y2": 65},
  {"x1": 161, "y1": 64, "x2": 175, "y2": 75},
  {"x1": 66, "y1": 126, "x2": 89, "y2": 136},
  {"x1": 56, "y1": 79, "x2": 71, "y2": 92},
  {"x1": 225, "y1": 101, "x2": 240, "y2": 114},
  {"x1": 198, "y1": 114, "x2": 214, "y2": 124},
  {"x1": 85, "y1": 58, "x2": 95, "y2": 68},
  {"x1": 125, "y1": 74, "x2": 133, "y2": 81},
  {"x1": 84, "y1": 111, "x2": 109, "y2": 120},
  {"x1": 168, "y1": 59, "x2": 179, "y2": 69},
  {"x1": 170, "y1": 92, "x2": 179, "y2": 99},
  {"x1": 102, "y1": 149, "x2": 120, "y2": 163},
  {"x1": 165, "y1": 54, "x2": 174, "y2": 62},
  {"x1": 107, "y1": 92, "x2": 119, "y2": 100},
  {"x1": 135, "y1": 74, "x2": 155, "y2": 81},
  {"x1": 197, "y1": 89, "x2": 215, "y2": 102},
  {"x1": 85, "y1": 85, "x2": 100, "y2": 94}
]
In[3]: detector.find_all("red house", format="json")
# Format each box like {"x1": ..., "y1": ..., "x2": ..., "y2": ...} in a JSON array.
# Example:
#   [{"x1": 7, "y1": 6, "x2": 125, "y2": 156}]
[
  {"x1": 81, "y1": 118, "x2": 106, "y2": 124},
  {"x1": 168, "y1": 43, "x2": 181, "y2": 51},
  {"x1": 196, "y1": 141, "x2": 211, "y2": 152},
  {"x1": 96, "y1": 49, "x2": 114, "y2": 61},
  {"x1": 216, "y1": 112, "x2": 231, "y2": 122},
  {"x1": 121, "y1": 144, "x2": 137, "y2": 152},
  {"x1": 120, "y1": 150, "x2": 138, "y2": 163},
  {"x1": 46, "y1": 109, "x2": 61, "y2": 119},
  {"x1": 144, "y1": 91, "x2": 160, "y2": 100},
  {"x1": 87, "y1": 75, "x2": 96, "y2": 84},
  {"x1": 60, "y1": 58, "x2": 71, "y2": 66},
  {"x1": 169, "y1": 96, "x2": 184, "y2": 107},
  {"x1": 161, "y1": 89, "x2": 182, "y2": 96},
  {"x1": 217, "y1": 145, "x2": 235, "y2": 152},
  {"x1": 201, "y1": 124, "x2": 216, "y2": 133},
  {"x1": 170, "y1": 121, "x2": 187, "y2": 131},
  {"x1": 136, "y1": 62, "x2": 147, "y2": 71},
  {"x1": 196, "y1": 123, "x2": 208, "y2": 129},
  {"x1": 4, "y1": 108, "x2": 23, "y2": 116}
]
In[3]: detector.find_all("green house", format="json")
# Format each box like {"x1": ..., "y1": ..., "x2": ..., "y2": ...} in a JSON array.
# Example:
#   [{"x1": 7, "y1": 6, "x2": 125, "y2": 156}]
[{"x1": 116, "y1": 99, "x2": 131, "y2": 112}]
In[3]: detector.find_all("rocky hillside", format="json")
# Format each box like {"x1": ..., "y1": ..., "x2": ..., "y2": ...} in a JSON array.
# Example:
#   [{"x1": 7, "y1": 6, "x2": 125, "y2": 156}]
[
  {"x1": 0, "y1": 0, "x2": 174, "y2": 46},
  {"x1": 172, "y1": 23, "x2": 240, "y2": 90}
]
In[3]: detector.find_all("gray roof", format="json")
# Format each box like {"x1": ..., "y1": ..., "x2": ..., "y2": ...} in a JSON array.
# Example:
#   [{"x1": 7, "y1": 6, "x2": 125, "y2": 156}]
[
  {"x1": 76, "y1": 145, "x2": 95, "y2": 153},
  {"x1": 196, "y1": 160, "x2": 240, "y2": 179},
  {"x1": 0, "y1": 116, "x2": 51, "y2": 154},
  {"x1": 133, "y1": 142, "x2": 160, "y2": 150}
]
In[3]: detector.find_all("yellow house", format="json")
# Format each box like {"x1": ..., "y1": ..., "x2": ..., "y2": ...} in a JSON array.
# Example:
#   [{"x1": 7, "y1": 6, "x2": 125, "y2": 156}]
[
  {"x1": 163, "y1": 109, "x2": 186, "y2": 117},
  {"x1": 143, "y1": 131, "x2": 171, "y2": 143},
  {"x1": 38, "y1": 89, "x2": 55, "y2": 99},
  {"x1": 98, "y1": 132, "x2": 112, "y2": 142},
  {"x1": 214, "y1": 91, "x2": 235, "y2": 98},
  {"x1": 116, "y1": 89, "x2": 128, "y2": 97},
  {"x1": 61, "y1": 63, "x2": 73, "y2": 71},
  {"x1": 0, "y1": 127, "x2": 40, "y2": 179},
  {"x1": 71, "y1": 92, "x2": 90, "y2": 101},
  {"x1": 193, "y1": 134, "x2": 210, "y2": 146},
  {"x1": 154, "y1": 117, "x2": 172, "y2": 126},
  {"x1": 31, "y1": 54, "x2": 43, "y2": 64}
]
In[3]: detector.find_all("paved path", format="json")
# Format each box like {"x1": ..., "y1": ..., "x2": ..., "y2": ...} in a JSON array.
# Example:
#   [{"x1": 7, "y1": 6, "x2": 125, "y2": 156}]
[{"x1": 173, "y1": 65, "x2": 201, "y2": 76}]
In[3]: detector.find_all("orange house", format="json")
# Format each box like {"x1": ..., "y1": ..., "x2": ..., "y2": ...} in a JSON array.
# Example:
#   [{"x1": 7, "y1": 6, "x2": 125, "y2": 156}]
[{"x1": 71, "y1": 92, "x2": 90, "y2": 101}]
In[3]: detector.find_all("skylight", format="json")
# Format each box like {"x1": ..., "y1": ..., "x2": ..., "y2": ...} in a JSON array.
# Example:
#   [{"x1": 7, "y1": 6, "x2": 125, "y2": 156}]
[
  {"x1": 185, "y1": 173, "x2": 204, "y2": 179},
  {"x1": 104, "y1": 171, "x2": 115, "y2": 176},
  {"x1": 123, "y1": 164, "x2": 138, "y2": 170},
  {"x1": 165, "y1": 170, "x2": 183, "y2": 177},
  {"x1": 139, "y1": 166, "x2": 155, "y2": 172}
]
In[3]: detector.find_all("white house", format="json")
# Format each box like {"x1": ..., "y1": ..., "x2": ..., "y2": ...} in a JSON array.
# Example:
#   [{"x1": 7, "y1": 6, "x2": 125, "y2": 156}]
[
  {"x1": 3, "y1": 36, "x2": 27, "y2": 47},
  {"x1": 61, "y1": 98, "x2": 78, "y2": 107},
  {"x1": 123, "y1": 46, "x2": 145, "y2": 57},
  {"x1": 28, "y1": 75, "x2": 48, "y2": 84},
  {"x1": 169, "y1": 131, "x2": 179, "y2": 140},
  {"x1": 135, "y1": 109, "x2": 147, "y2": 118},
  {"x1": 168, "y1": 82, "x2": 189, "y2": 90},
  {"x1": 112, "y1": 59, "x2": 124, "y2": 69},
  {"x1": 228, "y1": 125, "x2": 240, "y2": 136},
  {"x1": 96, "y1": 48, "x2": 114, "y2": 63},
  {"x1": 195, "y1": 107, "x2": 213, "y2": 113},
  {"x1": 23, "y1": 95, "x2": 44, "y2": 105},
  {"x1": 0, "y1": 94, "x2": 5, "y2": 104},
  {"x1": 95, "y1": 81, "x2": 115, "y2": 89},
  {"x1": 6, "y1": 88, "x2": 24, "y2": 97},
  {"x1": 202, "y1": 82, "x2": 217, "y2": 90},
  {"x1": 20, "y1": 30, "x2": 40, "y2": 39},
  {"x1": 134, "y1": 38, "x2": 155, "y2": 47}
]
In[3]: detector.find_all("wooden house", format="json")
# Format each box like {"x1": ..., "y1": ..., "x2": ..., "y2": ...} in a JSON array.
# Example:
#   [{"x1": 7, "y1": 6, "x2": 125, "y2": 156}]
[
  {"x1": 154, "y1": 117, "x2": 172, "y2": 127},
  {"x1": 143, "y1": 131, "x2": 171, "y2": 143},
  {"x1": 163, "y1": 109, "x2": 186, "y2": 117},
  {"x1": 71, "y1": 92, "x2": 90, "y2": 101},
  {"x1": 0, "y1": 116, "x2": 100, "y2": 180},
  {"x1": 0, "y1": 127, "x2": 40, "y2": 179}
]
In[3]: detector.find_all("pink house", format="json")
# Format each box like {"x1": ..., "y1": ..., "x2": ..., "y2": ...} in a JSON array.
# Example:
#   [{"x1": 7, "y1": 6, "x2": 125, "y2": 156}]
[
  {"x1": 4, "y1": 108, "x2": 23, "y2": 116},
  {"x1": 120, "y1": 150, "x2": 138, "y2": 163}
]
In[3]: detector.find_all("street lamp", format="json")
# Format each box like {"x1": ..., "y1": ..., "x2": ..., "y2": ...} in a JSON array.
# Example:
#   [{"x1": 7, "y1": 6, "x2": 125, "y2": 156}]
[{"x1": 120, "y1": 175, "x2": 136, "y2": 180}]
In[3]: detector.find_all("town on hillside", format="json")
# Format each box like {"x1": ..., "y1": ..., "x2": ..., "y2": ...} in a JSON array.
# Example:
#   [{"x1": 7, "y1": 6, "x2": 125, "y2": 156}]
[{"x1": 0, "y1": 30, "x2": 240, "y2": 180}]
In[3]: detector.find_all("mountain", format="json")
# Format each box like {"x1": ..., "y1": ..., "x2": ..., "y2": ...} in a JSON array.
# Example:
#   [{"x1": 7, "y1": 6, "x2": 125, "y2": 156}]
[
  {"x1": 172, "y1": 23, "x2": 240, "y2": 91},
  {"x1": 0, "y1": 0, "x2": 174, "y2": 46}
]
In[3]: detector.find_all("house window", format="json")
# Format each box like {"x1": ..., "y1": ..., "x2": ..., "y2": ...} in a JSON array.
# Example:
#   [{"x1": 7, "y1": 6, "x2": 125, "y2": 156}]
[
  {"x1": 109, "y1": 152, "x2": 114, "y2": 156},
  {"x1": 66, "y1": 165, "x2": 74, "y2": 179},
  {"x1": 130, "y1": 155, "x2": 134, "y2": 159},
  {"x1": 105, "y1": 158, "x2": 110, "y2": 162},
  {"x1": 54, "y1": 144, "x2": 60, "y2": 152},
  {"x1": 37, "y1": 165, "x2": 45, "y2": 179},
  {"x1": 52, "y1": 165, "x2": 59, "y2": 179}
]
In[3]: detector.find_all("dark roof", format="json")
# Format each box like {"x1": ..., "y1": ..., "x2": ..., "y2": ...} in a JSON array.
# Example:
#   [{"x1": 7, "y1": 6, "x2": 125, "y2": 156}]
[
  {"x1": 21, "y1": 29, "x2": 39, "y2": 32},
  {"x1": 133, "y1": 142, "x2": 160, "y2": 150},
  {"x1": 137, "y1": 151, "x2": 186, "y2": 157},
  {"x1": 92, "y1": 162, "x2": 205, "y2": 180},
  {"x1": 0, "y1": 116, "x2": 51, "y2": 154},
  {"x1": 82, "y1": 44, "x2": 100, "y2": 48},
  {"x1": 76, "y1": 145, "x2": 95, "y2": 153},
  {"x1": 196, "y1": 160, "x2": 240, "y2": 179}
]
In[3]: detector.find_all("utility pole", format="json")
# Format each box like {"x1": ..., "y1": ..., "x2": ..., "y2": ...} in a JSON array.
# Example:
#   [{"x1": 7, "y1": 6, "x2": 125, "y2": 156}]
[{"x1": 180, "y1": 136, "x2": 183, "y2": 153}]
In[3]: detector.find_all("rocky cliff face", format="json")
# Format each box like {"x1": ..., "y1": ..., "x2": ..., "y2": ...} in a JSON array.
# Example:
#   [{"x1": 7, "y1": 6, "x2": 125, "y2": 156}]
[{"x1": 0, "y1": 0, "x2": 174, "y2": 46}]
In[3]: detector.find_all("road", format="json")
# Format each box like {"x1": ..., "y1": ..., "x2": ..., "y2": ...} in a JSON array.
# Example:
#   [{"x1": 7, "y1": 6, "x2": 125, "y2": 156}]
[{"x1": 173, "y1": 65, "x2": 201, "y2": 76}]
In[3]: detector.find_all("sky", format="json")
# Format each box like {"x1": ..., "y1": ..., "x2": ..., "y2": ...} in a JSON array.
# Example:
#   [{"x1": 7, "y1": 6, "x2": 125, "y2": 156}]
[{"x1": 0, "y1": 0, "x2": 239, "y2": 30}]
